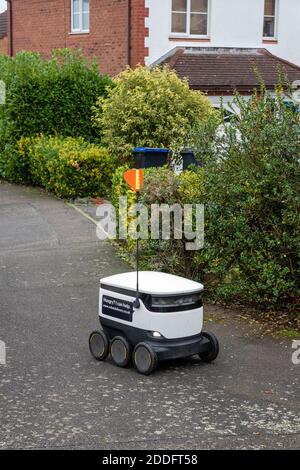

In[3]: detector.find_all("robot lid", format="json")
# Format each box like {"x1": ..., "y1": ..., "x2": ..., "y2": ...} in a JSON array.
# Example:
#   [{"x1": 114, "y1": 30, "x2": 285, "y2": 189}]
[{"x1": 100, "y1": 271, "x2": 203, "y2": 296}]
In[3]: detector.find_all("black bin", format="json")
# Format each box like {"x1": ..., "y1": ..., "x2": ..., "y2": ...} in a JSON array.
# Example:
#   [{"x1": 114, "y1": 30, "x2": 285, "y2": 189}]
[
  {"x1": 133, "y1": 147, "x2": 169, "y2": 169},
  {"x1": 181, "y1": 149, "x2": 203, "y2": 170}
]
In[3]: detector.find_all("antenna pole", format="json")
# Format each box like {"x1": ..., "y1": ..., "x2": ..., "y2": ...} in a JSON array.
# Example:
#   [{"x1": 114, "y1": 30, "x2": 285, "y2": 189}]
[{"x1": 133, "y1": 189, "x2": 141, "y2": 308}]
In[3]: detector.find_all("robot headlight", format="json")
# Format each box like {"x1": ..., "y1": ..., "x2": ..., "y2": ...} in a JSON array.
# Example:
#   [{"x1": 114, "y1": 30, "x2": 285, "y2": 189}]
[
  {"x1": 148, "y1": 292, "x2": 203, "y2": 312},
  {"x1": 151, "y1": 331, "x2": 162, "y2": 338}
]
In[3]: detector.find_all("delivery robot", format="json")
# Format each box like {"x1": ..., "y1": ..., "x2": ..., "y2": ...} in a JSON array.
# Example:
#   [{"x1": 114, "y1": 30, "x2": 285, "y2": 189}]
[{"x1": 89, "y1": 271, "x2": 219, "y2": 375}]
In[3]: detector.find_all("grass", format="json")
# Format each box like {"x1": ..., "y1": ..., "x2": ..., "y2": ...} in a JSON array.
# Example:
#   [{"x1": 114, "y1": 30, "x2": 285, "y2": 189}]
[{"x1": 274, "y1": 329, "x2": 300, "y2": 339}]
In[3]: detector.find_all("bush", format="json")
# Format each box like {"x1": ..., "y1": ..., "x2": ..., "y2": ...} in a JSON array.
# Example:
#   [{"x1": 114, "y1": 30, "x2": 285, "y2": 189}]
[
  {"x1": 0, "y1": 49, "x2": 112, "y2": 151},
  {"x1": 140, "y1": 168, "x2": 203, "y2": 277},
  {"x1": 8, "y1": 135, "x2": 115, "y2": 199},
  {"x1": 111, "y1": 166, "x2": 180, "y2": 229},
  {"x1": 141, "y1": 167, "x2": 180, "y2": 205},
  {"x1": 199, "y1": 91, "x2": 300, "y2": 308},
  {"x1": 93, "y1": 65, "x2": 214, "y2": 161},
  {"x1": 0, "y1": 137, "x2": 33, "y2": 184},
  {"x1": 111, "y1": 89, "x2": 300, "y2": 310},
  {"x1": 177, "y1": 167, "x2": 205, "y2": 204},
  {"x1": 111, "y1": 165, "x2": 202, "y2": 277}
]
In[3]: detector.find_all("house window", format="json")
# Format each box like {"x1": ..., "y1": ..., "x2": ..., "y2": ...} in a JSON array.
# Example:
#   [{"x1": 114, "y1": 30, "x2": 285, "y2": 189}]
[
  {"x1": 171, "y1": 0, "x2": 209, "y2": 36},
  {"x1": 263, "y1": 0, "x2": 278, "y2": 38},
  {"x1": 72, "y1": 0, "x2": 90, "y2": 33}
]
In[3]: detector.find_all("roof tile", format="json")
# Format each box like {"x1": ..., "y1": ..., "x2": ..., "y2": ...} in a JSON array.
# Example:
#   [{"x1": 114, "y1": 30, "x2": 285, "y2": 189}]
[{"x1": 159, "y1": 47, "x2": 300, "y2": 93}]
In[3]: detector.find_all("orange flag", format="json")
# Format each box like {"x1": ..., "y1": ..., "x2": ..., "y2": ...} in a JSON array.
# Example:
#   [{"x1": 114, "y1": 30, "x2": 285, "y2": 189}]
[{"x1": 124, "y1": 169, "x2": 144, "y2": 193}]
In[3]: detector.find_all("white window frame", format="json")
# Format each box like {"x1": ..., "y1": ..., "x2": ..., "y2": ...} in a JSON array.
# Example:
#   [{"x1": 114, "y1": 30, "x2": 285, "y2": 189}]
[
  {"x1": 263, "y1": 0, "x2": 279, "y2": 40},
  {"x1": 170, "y1": 0, "x2": 211, "y2": 38},
  {"x1": 71, "y1": 0, "x2": 90, "y2": 34}
]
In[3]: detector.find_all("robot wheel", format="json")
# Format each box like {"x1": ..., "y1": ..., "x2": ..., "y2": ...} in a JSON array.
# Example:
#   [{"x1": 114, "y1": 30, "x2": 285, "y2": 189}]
[
  {"x1": 133, "y1": 342, "x2": 158, "y2": 376},
  {"x1": 110, "y1": 336, "x2": 131, "y2": 368},
  {"x1": 199, "y1": 331, "x2": 219, "y2": 363},
  {"x1": 89, "y1": 330, "x2": 109, "y2": 361}
]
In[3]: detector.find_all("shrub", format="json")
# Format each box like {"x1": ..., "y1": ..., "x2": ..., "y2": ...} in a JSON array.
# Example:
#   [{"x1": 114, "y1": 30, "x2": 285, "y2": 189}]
[
  {"x1": 199, "y1": 91, "x2": 300, "y2": 308},
  {"x1": 177, "y1": 167, "x2": 205, "y2": 204},
  {"x1": 140, "y1": 168, "x2": 205, "y2": 277},
  {"x1": 141, "y1": 167, "x2": 180, "y2": 205},
  {"x1": 0, "y1": 49, "x2": 112, "y2": 152},
  {"x1": 9, "y1": 135, "x2": 115, "y2": 199},
  {"x1": 93, "y1": 65, "x2": 214, "y2": 161},
  {"x1": 0, "y1": 137, "x2": 33, "y2": 184},
  {"x1": 111, "y1": 165, "x2": 201, "y2": 277},
  {"x1": 111, "y1": 166, "x2": 180, "y2": 228},
  {"x1": 111, "y1": 89, "x2": 300, "y2": 310}
]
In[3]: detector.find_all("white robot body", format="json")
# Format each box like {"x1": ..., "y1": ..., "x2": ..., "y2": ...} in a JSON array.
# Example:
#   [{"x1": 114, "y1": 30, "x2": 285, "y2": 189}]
[
  {"x1": 99, "y1": 271, "x2": 204, "y2": 340},
  {"x1": 89, "y1": 271, "x2": 219, "y2": 375}
]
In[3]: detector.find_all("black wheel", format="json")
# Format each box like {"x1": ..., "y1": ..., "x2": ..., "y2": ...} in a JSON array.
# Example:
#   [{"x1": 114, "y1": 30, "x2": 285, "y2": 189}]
[
  {"x1": 110, "y1": 336, "x2": 131, "y2": 368},
  {"x1": 199, "y1": 331, "x2": 219, "y2": 363},
  {"x1": 133, "y1": 342, "x2": 158, "y2": 376},
  {"x1": 89, "y1": 330, "x2": 109, "y2": 361}
]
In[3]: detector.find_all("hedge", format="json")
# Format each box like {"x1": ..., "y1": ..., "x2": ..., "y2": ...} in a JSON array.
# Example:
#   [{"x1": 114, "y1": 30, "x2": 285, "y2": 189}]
[
  {"x1": 0, "y1": 49, "x2": 112, "y2": 148},
  {"x1": 2, "y1": 135, "x2": 115, "y2": 199}
]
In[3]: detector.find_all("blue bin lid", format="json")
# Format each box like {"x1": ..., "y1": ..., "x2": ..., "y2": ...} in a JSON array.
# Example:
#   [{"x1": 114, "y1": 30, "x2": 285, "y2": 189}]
[{"x1": 133, "y1": 147, "x2": 169, "y2": 154}]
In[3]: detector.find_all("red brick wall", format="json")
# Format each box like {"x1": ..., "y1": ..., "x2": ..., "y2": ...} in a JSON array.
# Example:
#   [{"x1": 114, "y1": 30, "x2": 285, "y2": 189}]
[
  {"x1": 0, "y1": 35, "x2": 8, "y2": 55},
  {"x1": 9, "y1": 0, "x2": 149, "y2": 75}
]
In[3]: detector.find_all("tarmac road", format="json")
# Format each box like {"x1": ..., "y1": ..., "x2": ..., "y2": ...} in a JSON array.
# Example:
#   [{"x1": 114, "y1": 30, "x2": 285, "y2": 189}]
[{"x1": 0, "y1": 181, "x2": 299, "y2": 450}]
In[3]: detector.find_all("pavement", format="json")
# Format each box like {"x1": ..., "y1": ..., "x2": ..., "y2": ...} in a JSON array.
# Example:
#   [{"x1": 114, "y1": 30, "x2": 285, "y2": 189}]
[{"x1": 0, "y1": 181, "x2": 299, "y2": 450}]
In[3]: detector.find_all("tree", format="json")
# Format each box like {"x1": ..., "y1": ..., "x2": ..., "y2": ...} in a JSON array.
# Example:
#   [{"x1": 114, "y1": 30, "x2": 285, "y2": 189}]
[{"x1": 93, "y1": 65, "x2": 214, "y2": 161}]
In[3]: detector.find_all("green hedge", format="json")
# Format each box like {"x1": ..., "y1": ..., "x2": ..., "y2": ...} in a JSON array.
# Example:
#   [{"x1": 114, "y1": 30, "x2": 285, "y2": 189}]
[
  {"x1": 0, "y1": 49, "x2": 112, "y2": 147},
  {"x1": 199, "y1": 91, "x2": 300, "y2": 309},
  {"x1": 2, "y1": 135, "x2": 115, "y2": 199},
  {"x1": 0, "y1": 139, "x2": 32, "y2": 184}
]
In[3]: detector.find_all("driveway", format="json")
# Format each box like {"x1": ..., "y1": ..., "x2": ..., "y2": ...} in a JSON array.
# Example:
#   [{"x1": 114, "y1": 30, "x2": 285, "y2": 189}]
[{"x1": 0, "y1": 181, "x2": 299, "y2": 450}]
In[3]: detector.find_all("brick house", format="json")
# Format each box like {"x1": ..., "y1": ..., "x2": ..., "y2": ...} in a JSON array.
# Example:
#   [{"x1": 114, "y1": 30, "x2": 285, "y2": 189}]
[
  {"x1": 0, "y1": 10, "x2": 7, "y2": 55},
  {"x1": 5, "y1": 0, "x2": 300, "y2": 102},
  {"x1": 6, "y1": 0, "x2": 148, "y2": 76}
]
